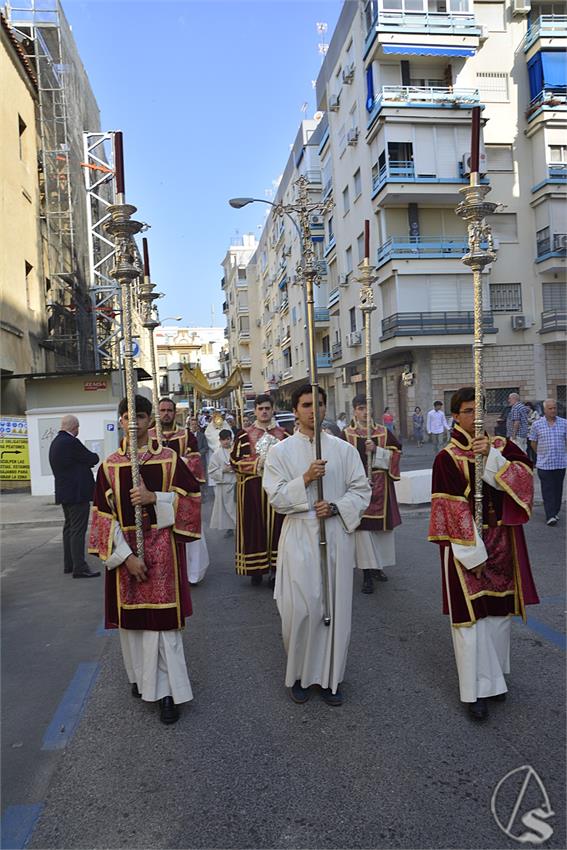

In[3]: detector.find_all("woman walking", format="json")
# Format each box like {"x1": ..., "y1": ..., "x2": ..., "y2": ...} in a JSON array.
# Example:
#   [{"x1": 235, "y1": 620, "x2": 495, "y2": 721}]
[{"x1": 412, "y1": 406, "x2": 424, "y2": 447}]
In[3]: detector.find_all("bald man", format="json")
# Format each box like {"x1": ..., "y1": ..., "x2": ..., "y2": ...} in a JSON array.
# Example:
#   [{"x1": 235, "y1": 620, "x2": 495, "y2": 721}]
[
  {"x1": 49, "y1": 415, "x2": 100, "y2": 578},
  {"x1": 529, "y1": 399, "x2": 567, "y2": 526}
]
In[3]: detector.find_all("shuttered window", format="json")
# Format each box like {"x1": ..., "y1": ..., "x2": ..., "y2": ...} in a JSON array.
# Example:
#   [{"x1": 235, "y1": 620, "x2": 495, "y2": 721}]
[
  {"x1": 477, "y1": 72, "x2": 509, "y2": 102},
  {"x1": 543, "y1": 283, "x2": 567, "y2": 310}
]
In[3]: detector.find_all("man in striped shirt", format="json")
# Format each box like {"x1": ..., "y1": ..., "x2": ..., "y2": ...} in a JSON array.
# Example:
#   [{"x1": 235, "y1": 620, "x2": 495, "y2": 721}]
[
  {"x1": 506, "y1": 393, "x2": 529, "y2": 453},
  {"x1": 528, "y1": 399, "x2": 567, "y2": 526}
]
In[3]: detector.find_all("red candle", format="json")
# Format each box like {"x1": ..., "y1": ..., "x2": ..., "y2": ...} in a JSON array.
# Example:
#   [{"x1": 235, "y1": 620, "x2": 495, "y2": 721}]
[
  {"x1": 470, "y1": 107, "x2": 481, "y2": 174},
  {"x1": 364, "y1": 219, "x2": 370, "y2": 260},
  {"x1": 142, "y1": 237, "x2": 150, "y2": 277},
  {"x1": 114, "y1": 131, "x2": 125, "y2": 196}
]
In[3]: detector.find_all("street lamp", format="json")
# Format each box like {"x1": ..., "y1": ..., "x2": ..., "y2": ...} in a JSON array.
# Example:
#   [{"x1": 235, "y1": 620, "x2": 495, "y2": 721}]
[
  {"x1": 228, "y1": 177, "x2": 334, "y2": 626},
  {"x1": 160, "y1": 315, "x2": 182, "y2": 323}
]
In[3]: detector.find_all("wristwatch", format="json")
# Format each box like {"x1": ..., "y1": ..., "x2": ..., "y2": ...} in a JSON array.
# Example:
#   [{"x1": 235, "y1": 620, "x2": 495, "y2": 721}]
[{"x1": 328, "y1": 502, "x2": 339, "y2": 516}]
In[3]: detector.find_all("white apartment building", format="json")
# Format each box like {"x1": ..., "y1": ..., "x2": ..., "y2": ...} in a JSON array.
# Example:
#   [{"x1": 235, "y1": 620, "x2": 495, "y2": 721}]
[
  {"x1": 155, "y1": 326, "x2": 226, "y2": 412},
  {"x1": 221, "y1": 233, "x2": 262, "y2": 401},
  {"x1": 222, "y1": 0, "x2": 565, "y2": 430}
]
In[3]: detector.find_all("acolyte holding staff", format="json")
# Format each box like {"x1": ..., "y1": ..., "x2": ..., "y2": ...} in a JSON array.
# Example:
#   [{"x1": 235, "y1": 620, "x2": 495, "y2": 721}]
[{"x1": 428, "y1": 110, "x2": 540, "y2": 722}]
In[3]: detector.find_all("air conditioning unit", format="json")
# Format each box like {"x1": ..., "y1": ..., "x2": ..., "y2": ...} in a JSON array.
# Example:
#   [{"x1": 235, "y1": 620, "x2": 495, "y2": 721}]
[
  {"x1": 342, "y1": 63, "x2": 355, "y2": 84},
  {"x1": 310, "y1": 214, "x2": 323, "y2": 226},
  {"x1": 329, "y1": 94, "x2": 340, "y2": 111},
  {"x1": 511, "y1": 314, "x2": 527, "y2": 330},
  {"x1": 512, "y1": 0, "x2": 530, "y2": 14},
  {"x1": 347, "y1": 127, "x2": 359, "y2": 145},
  {"x1": 461, "y1": 152, "x2": 487, "y2": 176},
  {"x1": 346, "y1": 330, "x2": 363, "y2": 347}
]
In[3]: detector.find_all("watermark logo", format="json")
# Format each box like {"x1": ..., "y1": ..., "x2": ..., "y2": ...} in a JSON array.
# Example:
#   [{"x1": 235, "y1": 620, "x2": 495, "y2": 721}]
[{"x1": 491, "y1": 765, "x2": 554, "y2": 844}]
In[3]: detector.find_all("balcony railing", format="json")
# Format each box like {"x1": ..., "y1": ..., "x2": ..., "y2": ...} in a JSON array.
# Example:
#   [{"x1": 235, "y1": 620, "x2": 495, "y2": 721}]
[
  {"x1": 369, "y1": 86, "x2": 479, "y2": 124},
  {"x1": 316, "y1": 353, "x2": 332, "y2": 369},
  {"x1": 526, "y1": 90, "x2": 567, "y2": 121},
  {"x1": 377, "y1": 237, "x2": 468, "y2": 266},
  {"x1": 328, "y1": 288, "x2": 340, "y2": 308},
  {"x1": 303, "y1": 168, "x2": 322, "y2": 184},
  {"x1": 536, "y1": 232, "x2": 567, "y2": 260},
  {"x1": 381, "y1": 311, "x2": 497, "y2": 340},
  {"x1": 549, "y1": 163, "x2": 567, "y2": 180},
  {"x1": 324, "y1": 236, "x2": 336, "y2": 256},
  {"x1": 331, "y1": 342, "x2": 343, "y2": 360},
  {"x1": 376, "y1": 9, "x2": 480, "y2": 34},
  {"x1": 523, "y1": 15, "x2": 567, "y2": 51},
  {"x1": 279, "y1": 297, "x2": 289, "y2": 313},
  {"x1": 541, "y1": 309, "x2": 567, "y2": 332},
  {"x1": 314, "y1": 308, "x2": 330, "y2": 323}
]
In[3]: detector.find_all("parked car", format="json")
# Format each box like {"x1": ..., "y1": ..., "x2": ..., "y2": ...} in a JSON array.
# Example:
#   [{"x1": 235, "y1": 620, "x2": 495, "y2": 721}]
[{"x1": 274, "y1": 410, "x2": 295, "y2": 435}]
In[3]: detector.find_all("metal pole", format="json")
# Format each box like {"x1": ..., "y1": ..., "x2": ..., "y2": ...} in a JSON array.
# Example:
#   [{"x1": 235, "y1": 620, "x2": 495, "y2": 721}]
[
  {"x1": 105, "y1": 133, "x2": 145, "y2": 558},
  {"x1": 357, "y1": 242, "x2": 377, "y2": 479},
  {"x1": 140, "y1": 238, "x2": 162, "y2": 446},
  {"x1": 456, "y1": 173, "x2": 498, "y2": 535}
]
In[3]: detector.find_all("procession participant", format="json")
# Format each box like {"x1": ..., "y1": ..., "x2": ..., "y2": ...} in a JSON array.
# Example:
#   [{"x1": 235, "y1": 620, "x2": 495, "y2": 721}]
[
  {"x1": 231, "y1": 394, "x2": 287, "y2": 585},
  {"x1": 148, "y1": 397, "x2": 191, "y2": 457},
  {"x1": 89, "y1": 394, "x2": 201, "y2": 725},
  {"x1": 343, "y1": 394, "x2": 402, "y2": 593},
  {"x1": 263, "y1": 385, "x2": 371, "y2": 705},
  {"x1": 209, "y1": 429, "x2": 237, "y2": 536},
  {"x1": 428, "y1": 387, "x2": 539, "y2": 721}
]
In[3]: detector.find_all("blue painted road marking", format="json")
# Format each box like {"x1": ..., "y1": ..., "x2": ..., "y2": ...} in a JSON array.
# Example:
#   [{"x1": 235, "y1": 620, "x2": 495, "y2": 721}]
[
  {"x1": 0, "y1": 804, "x2": 43, "y2": 850},
  {"x1": 526, "y1": 615, "x2": 566, "y2": 651},
  {"x1": 41, "y1": 662, "x2": 100, "y2": 751}
]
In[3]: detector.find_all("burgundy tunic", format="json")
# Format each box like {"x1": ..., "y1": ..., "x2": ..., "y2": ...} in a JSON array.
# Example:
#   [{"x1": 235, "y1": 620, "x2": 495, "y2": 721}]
[
  {"x1": 89, "y1": 441, "x2": 201, "y2": 631},
  {"x1": 230, "y1": 423, "x2": 287, "y2": 575},
  {"x1": 343, "y1": 422, "x2": 402, "y2": 532},
  {"x1": 428, "y1": 426, "x2": 539, "y2": 626},
  {"x1": 148, "y1": 426, "x2": 188, "y2": 457}
]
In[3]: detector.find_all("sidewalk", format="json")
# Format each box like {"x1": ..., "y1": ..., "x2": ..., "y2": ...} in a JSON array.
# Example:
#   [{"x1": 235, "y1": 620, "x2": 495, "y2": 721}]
[{"x1": 0, "y1": 494, "x2": 63, "y2": 528}]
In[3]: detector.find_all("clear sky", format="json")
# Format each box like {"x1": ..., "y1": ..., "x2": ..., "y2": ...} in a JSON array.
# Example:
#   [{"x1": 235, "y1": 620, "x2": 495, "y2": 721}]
[{"x1": 62, "y1": 0, "x2": 342, "y2": 326}]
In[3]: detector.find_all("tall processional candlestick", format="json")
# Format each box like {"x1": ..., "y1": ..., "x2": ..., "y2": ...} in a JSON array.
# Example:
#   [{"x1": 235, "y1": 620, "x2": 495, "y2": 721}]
[
  {"x1": 139, "y1": 237, "x2": 163, "y2": 447},
  {"x1": 105, "y1": 131, "x2": 146, "y2": 559},
  {"x1": 356, "y1": 219, "x2": 377, "y2": 479},
  {"x1": 273, "y1": 176, "x2": 334, "y2": 625},
  {"x1": 456, "y1": 106, "x2": 498, "y2": 535}
]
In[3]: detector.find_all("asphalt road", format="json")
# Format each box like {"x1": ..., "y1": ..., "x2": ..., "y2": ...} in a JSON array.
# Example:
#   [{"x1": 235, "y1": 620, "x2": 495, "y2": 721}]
[{"x1": 1, "y1": 496, "x2": 565, "y2": 850}]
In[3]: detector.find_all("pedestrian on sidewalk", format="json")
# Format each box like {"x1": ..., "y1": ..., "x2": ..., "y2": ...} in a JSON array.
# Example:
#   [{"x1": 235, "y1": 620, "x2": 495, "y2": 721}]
[
  {"x1": 209, "y1": 429, "x2": 236, "y2": 536},
  {"x1": 506, "y1": 392, "x2": 529, "y2": 453},
  {"x1": 412, "y1": 406, "x2": 424, "y2": 447},
  {"x1": 48, "y1": 414, "x2": 100, "y2": 579},
  {"x1": 382, "y1": 407, "x2": 395, "y2": 433},
  {"x1": 426, "y1": 401, "x2": 449, "y2": 453},
  {"x1": 528, "y1": 399, "x2": 567, "y2": 527},
  {"x1": 343, "y1": 394, "x2": 402, "y2": 592},
  {"x1": 428, "y1": 387, "x2": 539, "y2": 722},
  {"x1": 88, "y1": 394, "x2": 201, "y2": 725}
]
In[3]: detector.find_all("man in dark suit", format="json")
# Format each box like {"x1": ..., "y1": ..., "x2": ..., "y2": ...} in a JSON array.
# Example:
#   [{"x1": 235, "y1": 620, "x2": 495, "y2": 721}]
[{"x1": 49, "y1": 415, "x2": 100, "y2": 578}]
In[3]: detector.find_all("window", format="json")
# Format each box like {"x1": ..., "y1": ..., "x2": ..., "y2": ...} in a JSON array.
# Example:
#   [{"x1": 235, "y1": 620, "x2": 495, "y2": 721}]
[
  {"x1": 237, "y1": 267, "x2": 247, "y2": 280},
  {"x1": 346, "y1": 246, "x2": 353, "y2": 275},
  {"x1": 489, "y1": 283, "x2": 522, "y2": 313},
  {"x1": 549, "y1": 145, "x2": 567, "y2": 164},
  {"x1": 542, "y1": 282, "x2": 567, "y2": 310},
  {"x1": 292, "y1": 306, "x2": 297, "y2": 325},
  {"x1": 486, "y1": 213, "x2": 518, "y2": 242},
  {"x1": 486, "y1": 145, "x2": 514, "y2": 172},
  {"x1": 357, "y1": 233, "x2": 365, "y2": 262},
  {"x1": 477, "y1": 72, "x2": 509, "y2": 103},
  {"x1": 18, "y1": 115, "x2": 27, "y2": 159},
  {"x1": 328, "y1": 216, "x2": 334, "y2": 244},
  {"x1": 536, "y1": 226, "x2": 550, "y2": 257},
  {"x1": 485, "y1": 388, "x2": 519, "y2": 415},
  {"x1": 342, "y1": 185, "x2": 350, "y2": 215},
  {"x1": 349, "y1": 306, "x2": 357, "y2": 332},
  {"x1": 322, "y1": 335, "x2": 330, "y2": 354},
  {"x1": 338, "y1": 123, "x2": 347, "y2": 155},
  {"x1": 353, "y1": 168, "x2": 362, "y2": 198}
]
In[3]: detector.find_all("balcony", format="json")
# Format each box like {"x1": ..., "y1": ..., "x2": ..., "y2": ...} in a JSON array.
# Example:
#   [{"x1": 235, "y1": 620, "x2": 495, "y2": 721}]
[
  {"x1": 315, "y1": 259, "x2": 328, "y2": 276},
  {"x1": 323, "y1": 179, "x2": 333, "y2": 200},
  {"x1": 331, "y1": 342, "x2": 343, "y2": 361},
  {"x1": 368, "y1": 86, "x2": 480, "y2": 130},
  {"x1": 223, "y1": 327, "x2": 229, "y2": 338},
  {"x1": 316, "y1": 353, "x2": 332, "y2": 370},
  {"x1": 279, "y1": 296, "x2": 289, "y2": 314},
  {"x1": 238, "y1": 330, "x2": 250, "y2": 343},
  {"x1": 523, "y1": 15, "x2": 567, "y2": 53},
  {"x1": 222, "y1": 301, "x2": 228, "y2": 313},
  {"x1": 365, "y1": 6, "x2": 481, "y2": 57},
  {"x1": 540, "y1": 309, "x2": 567, "y2": 333},
  {"x1": 376, "y1": 236, "x2": 468, "y2": 268},
  {"x1": 328, "y1": 288, "x2": 340, "y2": 309},
  {"x1": 324, "y1": 236, "x2": 336, "y2": 257},
  {"x1": 536, "y1": 232, "x2": 567, "y2": 261},
  {"x1": 372, "y1": 160, "x2": 486, "y2": 204},
  {"x1": 381, "y1": 311, "x2": 497, "y2": 340},
  {"x1": 236, "y1": 303, "x2": 249, "y2": 315},
  {"x1": 314, "y1": 308, "x2": 330, "y2": 324},
  {"x1": 239, "y1": 355, "x2": 252, "y2": 366},
  {"x1": 303, "y1": 168, "x2": 322, "y2": 184},
  {"x1": 281, "y1": 327, "x2": 291, "y2": 348},
  {"x1": 526, "y1": 90, "x2": 567, "y2": 125},
  {"x1": 532, "y1": 163, "x2": 567, "y2": 194}
]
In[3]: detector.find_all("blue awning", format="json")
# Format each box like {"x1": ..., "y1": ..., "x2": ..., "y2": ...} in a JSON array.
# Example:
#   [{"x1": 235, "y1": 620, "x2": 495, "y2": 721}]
[
  {"x1": 542, "y1": 50, "x2": 567, "y2": 88},
  {"x1": 382, "y1": 44, "x2": 476, "y2": 57}
]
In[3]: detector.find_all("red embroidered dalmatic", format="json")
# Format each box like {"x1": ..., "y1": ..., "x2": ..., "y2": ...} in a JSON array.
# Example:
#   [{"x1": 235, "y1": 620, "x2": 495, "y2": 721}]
[
  {"x1": 428, "y1": 425, "x2": 539, "y2": 627},
  {"x1": 230, "y1": 422, "x2": 287, "y2": 575},
  {"x1": 148, "y1": 426, "x2": 187, "y2": 457},
  {"x1": 343, "y1": 422, "x2": 402, "y2": 532},
  {"x1": 89, "y1": 441, "x2": 201, "y2": 631}
]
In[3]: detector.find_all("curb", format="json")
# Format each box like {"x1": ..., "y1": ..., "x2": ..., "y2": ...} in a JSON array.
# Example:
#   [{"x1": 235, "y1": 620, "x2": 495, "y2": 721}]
[{"x1": 1, "y1": 520, "x2": 63, "y2": 530}]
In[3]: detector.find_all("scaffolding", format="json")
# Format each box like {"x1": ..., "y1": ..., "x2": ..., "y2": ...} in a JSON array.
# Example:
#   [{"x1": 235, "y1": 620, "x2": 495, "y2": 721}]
[{"x1": 5, "y1": 0, "x2": 98, "y2": 370}]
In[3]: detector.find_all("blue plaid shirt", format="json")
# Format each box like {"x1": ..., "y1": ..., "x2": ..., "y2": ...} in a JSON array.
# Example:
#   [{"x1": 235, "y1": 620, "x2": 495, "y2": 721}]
[
  {"x1": 507, "y1": 402, "x2": 529, "y2": 439},
  {"x1": 528, "y1": 416, "x2": 567, "y2": 470}
]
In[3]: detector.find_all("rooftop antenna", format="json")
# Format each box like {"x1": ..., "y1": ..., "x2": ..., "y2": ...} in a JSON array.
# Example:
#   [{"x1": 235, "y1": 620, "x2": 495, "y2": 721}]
[{"x1": 316, "y1": 22, "x2": 328, "y2": 63}]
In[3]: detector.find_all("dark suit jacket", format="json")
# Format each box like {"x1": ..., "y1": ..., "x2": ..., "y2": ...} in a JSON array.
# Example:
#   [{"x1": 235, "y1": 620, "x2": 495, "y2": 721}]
[{"x1": 48, "y1": 430, "x2": 99, "y2": 504}]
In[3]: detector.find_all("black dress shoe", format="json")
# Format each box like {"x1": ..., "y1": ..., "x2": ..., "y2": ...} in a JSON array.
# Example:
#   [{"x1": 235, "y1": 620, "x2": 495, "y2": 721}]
[
  {"x1": 159, "y1": 696, "x2": 179, "y2": 724},
  {"x1": 73, "y1": 568, "x2": 101, "y2": 578},
  {"x1": 372, "y1": 569, "x2": 388, "y2": 582},
  {"x1": 468, "y1": 698, "x2": 488, "y2": 720},
  {"x1": 250, "y1": 574, "x2": 263, "y2": 586},
  {"x1": 131, "y1": 683, "x2": 141, "y2": 698},
  {"x1": 362, "y1": 570, "x2": 374, "y2": 594},
  {"x1": 290, "y1": 680, "x2": 310, "y2": 704},
  {"x1": 321, "y1": 687, "x2": 344, "y2": 707}
]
